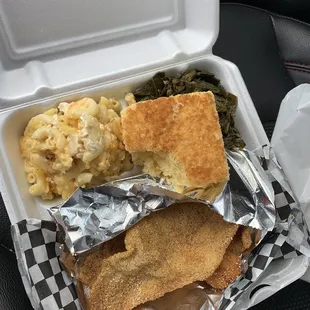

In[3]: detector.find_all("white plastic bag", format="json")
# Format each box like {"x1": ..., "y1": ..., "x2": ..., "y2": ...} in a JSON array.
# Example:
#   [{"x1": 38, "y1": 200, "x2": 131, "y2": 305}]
[
  {"x1": 272, "y1": 84, "x2": 310, "y2": 283},
  {"x1": 272, "y1": 84, "x2": 310, "y2": 222}
]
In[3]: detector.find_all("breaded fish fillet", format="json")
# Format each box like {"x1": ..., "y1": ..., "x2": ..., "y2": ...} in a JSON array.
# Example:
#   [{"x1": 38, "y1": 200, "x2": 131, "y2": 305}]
[
  {"x1": 79, "y1": 203, "x2": 238, "y2": 310},
  {"x1": 121, "y1": 92, "x2": 228, "y2": 194},
  {"x1": 205, "y1": 251, "x2": 241, "y2": 289},
  {"x1": 227, "y1": 226, "x2": 253, "y2": 256},
  {"x1": 77, "y1": 232, "x2": 126, "y2": 284},
  {"x1": 205, "y1": 226, "x2": 252, "y2": 289}
]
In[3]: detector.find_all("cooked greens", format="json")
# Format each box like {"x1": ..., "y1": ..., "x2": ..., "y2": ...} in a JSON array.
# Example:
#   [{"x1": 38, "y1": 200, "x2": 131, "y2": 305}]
[{"x1": 133, "y1": 69, "x2": 245, "y2": 150}]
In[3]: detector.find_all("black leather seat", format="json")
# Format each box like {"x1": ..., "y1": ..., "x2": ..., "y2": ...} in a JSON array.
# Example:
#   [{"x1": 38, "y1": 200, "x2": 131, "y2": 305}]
[
  {"x1": 2, "y1": 3, "x2": 310, "y2": 309},
  {"x1": 0, "y1": 196, "x2": 33, "y2": 309},
  {"x1": 224, "y1": 0, "x2": 310, "y2": 24},
  {"x1": 214, "y1": 3, "x2": 310, "y2": 139}
]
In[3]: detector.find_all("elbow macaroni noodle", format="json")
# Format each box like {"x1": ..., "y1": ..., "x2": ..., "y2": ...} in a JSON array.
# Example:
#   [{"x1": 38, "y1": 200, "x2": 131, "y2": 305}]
[{"x1": 20, "y1": 96, "x2": 133, "y2": 200}]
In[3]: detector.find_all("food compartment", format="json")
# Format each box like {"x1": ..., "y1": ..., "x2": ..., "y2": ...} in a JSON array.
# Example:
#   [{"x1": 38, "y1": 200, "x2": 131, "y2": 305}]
[{"x1": 0, "y1": 55, "x2": 269, "y2": 224}]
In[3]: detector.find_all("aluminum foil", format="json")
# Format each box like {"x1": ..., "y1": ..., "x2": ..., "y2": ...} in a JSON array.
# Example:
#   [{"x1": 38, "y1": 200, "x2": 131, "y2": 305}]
[{"x1": 50, "y1": 149, "x2": 276, "y2": 255}]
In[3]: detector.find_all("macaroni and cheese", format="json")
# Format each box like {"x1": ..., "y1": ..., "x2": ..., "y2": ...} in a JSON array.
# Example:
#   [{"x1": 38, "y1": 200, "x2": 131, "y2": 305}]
[{"x1": 20, "y1": 97, "x2": 132, "y2": 200}]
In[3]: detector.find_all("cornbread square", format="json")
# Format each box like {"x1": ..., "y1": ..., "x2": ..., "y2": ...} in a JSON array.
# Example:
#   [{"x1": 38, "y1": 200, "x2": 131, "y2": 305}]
[{"x1": 121, "y1": 91, "x2": 228, "y2": 189}]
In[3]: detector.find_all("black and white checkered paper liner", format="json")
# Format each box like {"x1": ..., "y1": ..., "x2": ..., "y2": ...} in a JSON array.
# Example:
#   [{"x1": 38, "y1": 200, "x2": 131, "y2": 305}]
[
  {"x1": 220, "y1": 146, "x2": 310, "y2": 310},
  {"x1": 11, "y1": 219, "x2": 80, "y2": 310},
  {"x1": 11, "y1": 147, "x2": 310, "y2": 310}
]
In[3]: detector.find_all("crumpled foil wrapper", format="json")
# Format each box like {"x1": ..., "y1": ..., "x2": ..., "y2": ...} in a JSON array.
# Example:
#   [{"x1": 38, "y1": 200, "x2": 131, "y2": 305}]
[{"x1": 49, "y1": 149, "x2": 276, "y2": 255}]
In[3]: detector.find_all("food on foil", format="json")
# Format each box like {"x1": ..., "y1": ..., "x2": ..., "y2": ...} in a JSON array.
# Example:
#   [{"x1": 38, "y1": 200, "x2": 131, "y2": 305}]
[
  {"x1": 121, "y1": 91, "x2": 228, "y2": 201},
  {"x1": 61, "y1": 232, "x2": 127, "y2": 278},
  {"x1": 205, "y1": 226, "x2": 252, "y2": 289},
  {"x1": 132, "y1": 69, "x2": 245, "y2": 150},
  {"x1": 77, "y1": 202, "x2": 239, "y2": 310},
  {"x1": 20, "y1": 97, "x2": 132, "y2": 199},
  {"x1": 205, "y1": 251, "x2": 241, "y2": 289},
  {"x1": 228, "y1": 226, "x2": 253, "y2": 255}
]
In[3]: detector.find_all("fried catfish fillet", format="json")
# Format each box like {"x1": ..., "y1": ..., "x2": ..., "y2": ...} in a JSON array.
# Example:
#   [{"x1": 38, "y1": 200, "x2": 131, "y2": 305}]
[
  {"x1": 205, "y1": 251, "x2": 241, "y2": 289},
  {"x1": 227, "y1": 226, "x2": 253, "y2": 256},
  {"x1": 77, "y1": 232, "x2": 126, "y2": 284},
  {"x1": 205, "y1": 226, "x2": 253, "y2": 289},
  {"x1": 78, "y1": 203, "x2": 238, "y2": 310}
]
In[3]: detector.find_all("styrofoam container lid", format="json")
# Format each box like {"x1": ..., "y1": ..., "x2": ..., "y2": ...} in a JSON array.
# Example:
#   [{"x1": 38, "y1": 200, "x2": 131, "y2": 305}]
[{"x1": 0, "y1": 0, "x2": 218, "y2": 108}]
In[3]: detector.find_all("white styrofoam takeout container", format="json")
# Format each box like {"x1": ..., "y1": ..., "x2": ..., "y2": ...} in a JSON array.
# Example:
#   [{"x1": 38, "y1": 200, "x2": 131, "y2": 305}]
[
  {"x1": 2, "y1": 0, "x2": 307, "y2": 308},
  {"x1": 0, "y1": 0, "x2": 269, "y2": 224},
  {"x1": 0, "y1": 56, "x2": 269, "y2": 223}
]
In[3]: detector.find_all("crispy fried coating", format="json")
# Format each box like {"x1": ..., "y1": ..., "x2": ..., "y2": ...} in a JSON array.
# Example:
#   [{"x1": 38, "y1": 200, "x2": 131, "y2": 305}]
[
  {"x1": 228, "y1": 226, "x2": 253, "y2": 256},
  {"x1": 205, "y1": 251, "x2": 241, "y2": 289},
  {"x1": 61, "y1": 232, "x2": 126, "y2": 283},
  {"x1": 78, "y1": 203, "x2": 238, "y2": 310},
  {"x1": 205, "y1": 226, "x2": 252, "y2": 290},
  {"x1": 77, "y1": 232, "x2": 126, "y2": 284}
]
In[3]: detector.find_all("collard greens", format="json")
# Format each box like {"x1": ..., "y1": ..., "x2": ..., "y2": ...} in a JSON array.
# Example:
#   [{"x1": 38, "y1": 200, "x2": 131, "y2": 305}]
[{"x1": 133, "y1": 69, "x2": 245, "y2": 150}]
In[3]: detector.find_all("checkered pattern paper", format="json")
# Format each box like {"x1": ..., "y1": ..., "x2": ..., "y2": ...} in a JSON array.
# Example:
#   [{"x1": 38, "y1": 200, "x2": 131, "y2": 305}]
[
  {"x1": 11, "y1": 147, "x2": 310, "y2": 310},
  {"x1": 220, "y1": 147, "x2": 310, "y2": 310},
  {"x1": 11, "y1": 219, "x2": 80, "y2": 310}
]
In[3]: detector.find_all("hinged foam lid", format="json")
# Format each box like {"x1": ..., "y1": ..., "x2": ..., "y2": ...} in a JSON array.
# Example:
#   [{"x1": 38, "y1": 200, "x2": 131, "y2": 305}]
[{"x1": 0, "y1": 0, "x2": 219, "y2": 108}]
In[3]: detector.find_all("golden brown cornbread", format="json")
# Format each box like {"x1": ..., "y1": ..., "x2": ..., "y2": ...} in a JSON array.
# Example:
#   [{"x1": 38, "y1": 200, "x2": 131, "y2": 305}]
[
  {"x1": 78, "y1": 203, "x2": 238, "y2": 310},
  {"x1": 121, "y1": 92, "x2": 228, "y2": 189}
]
